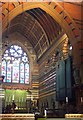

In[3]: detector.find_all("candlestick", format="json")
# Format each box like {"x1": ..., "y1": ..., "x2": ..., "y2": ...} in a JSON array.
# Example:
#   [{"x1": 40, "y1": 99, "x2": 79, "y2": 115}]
[
  {"x1": 12, "y1": 95, "x2": 14, "y2": 100},
  {"x1": 66, "y1": 97, "x2": 68, "y2": 103},
  {"x1": 81, "y1": 97, "x2": 83, "y2": 103}
]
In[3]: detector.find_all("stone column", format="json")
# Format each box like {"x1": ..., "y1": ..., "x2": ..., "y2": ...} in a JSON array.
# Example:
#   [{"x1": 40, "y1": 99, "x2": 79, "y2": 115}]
[
  {"x1": 73, "y1": 40, "x2": 83, "y2": 84},
  {"x1": 73, "y1": 39, "x2": 83, "y2": 110},
  {"x1": 0, "y1": 2, "x2": 2, "y2": 114}
]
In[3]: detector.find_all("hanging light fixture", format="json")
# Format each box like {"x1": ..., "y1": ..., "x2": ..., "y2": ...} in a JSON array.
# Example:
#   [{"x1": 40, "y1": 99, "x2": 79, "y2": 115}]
[{"x1": 69, "y1": 45, "x2": 72, "y2": 50}]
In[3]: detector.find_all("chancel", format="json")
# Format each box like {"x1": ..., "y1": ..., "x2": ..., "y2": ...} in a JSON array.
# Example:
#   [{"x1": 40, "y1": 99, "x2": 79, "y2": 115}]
[{"x1": 0, "y1": 1, "x2": 83, "y2": 120}]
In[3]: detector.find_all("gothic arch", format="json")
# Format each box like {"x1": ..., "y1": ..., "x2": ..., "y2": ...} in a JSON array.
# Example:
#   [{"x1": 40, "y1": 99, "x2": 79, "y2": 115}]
[
  {"x1": 2, "y1": 32, "x2": 37, "y2": 85},
  {"x1": 2, "y1": 2, "x2": 82, "y2": 67},
  {"x1": 2, "y1": 2, "x2": 80, "y2": 45}
]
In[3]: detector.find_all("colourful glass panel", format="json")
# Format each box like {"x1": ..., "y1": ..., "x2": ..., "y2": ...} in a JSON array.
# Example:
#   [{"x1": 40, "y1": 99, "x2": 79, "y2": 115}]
[
  {"x1": 12, "y1": 60, "x2": 19, "y2": 83},
  {"x1": 7, "y1": 61, "x2": 11, "y2": 82},
  {"x1": 25, "y1": 63, "x2": 29, "y2": 84},
  {"x1": 2, "y1": 60, "x2": 6, "y2": 82},
  {"x1": 2, "y1": 45, "x2": 29, "y2": 84},
  {"x1": 20, "y1": 62, "x2": 24, "y2": 83}
]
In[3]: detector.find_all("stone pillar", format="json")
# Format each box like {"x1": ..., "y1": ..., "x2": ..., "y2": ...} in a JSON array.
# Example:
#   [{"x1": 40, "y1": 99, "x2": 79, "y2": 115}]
[
  {"x1": 79, "y1": 40, "x2": 83, "y2": 84},
  {"x1": 0, "y1": 3, "x2": 2, "y2": 114},
  {"x1": 73, "y1": 39, "x2": 83, "y2": 110},
  {"x1": 73, "y1": 41, "x2": 83, "y2": 83}
]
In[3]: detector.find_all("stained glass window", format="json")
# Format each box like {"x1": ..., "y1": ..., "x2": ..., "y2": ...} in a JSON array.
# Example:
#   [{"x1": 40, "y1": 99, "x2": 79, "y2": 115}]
[
  {"x1": 12, "y1": 60, "x2": 19, "y2": 83},
  {"x1": 2, "y1": 60, "x2": 6, "y2": 82},
  {"x1": 2, "y1": 45, "x2": 29, "y2": 84},
  {"x1": 25, "y1": 63, "x2": 29, "y2": 84},
  {"x1": 20, "y1": 62, "x2": 24, "y2": 83},
  {"x1": 7, "y1": 61, "x2": 11, "y2": 82}
]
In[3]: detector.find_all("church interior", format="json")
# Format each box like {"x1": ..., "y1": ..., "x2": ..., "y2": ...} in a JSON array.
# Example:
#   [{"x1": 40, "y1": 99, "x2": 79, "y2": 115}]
[{"x1": 0, "y1": 1, "x2": 83, "y2": 119}]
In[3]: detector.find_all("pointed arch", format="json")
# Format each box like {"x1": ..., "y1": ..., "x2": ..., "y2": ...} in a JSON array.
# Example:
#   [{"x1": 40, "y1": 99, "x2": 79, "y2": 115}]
[
  {"x1": 2, "y1": 2, "x2": 80, "y2": 45},
  {"x1": 2, "y1": 44, "x2": 30, "y2": 84}
]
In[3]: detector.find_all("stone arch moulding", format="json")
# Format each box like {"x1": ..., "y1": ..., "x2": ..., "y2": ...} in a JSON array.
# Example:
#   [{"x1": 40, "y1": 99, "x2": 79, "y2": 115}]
[
  {"x1": 2, "y1": 2, "x2": 79, "y2": 44},
  {"x1": 2, "y1": 2, "x2": 80, "y2": 45}
]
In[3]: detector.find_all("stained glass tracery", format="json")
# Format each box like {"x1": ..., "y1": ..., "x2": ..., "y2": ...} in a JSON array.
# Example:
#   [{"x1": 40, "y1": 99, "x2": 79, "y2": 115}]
[{"x1": 2, "y1": 45, "x2": 29, "y2": 84}]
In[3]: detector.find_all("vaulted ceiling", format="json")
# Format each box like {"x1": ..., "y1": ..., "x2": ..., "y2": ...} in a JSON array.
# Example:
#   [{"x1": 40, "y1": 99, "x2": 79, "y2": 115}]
[
  {"x1": 3, "y1": 8, "x2": 63, "y2": 59},
  {"x1": 2, "y1": 1, "x2": 82, "y2": 60}
]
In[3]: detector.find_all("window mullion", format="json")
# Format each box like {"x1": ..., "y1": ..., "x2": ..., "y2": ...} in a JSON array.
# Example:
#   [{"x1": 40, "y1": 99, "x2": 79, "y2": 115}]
[
  {"x1": 19, "y1": 63, "x2": 20, "y2": 83},
  {"x1": 6, "y1": 61, "x2": 7, "y2": 82},
  {"x1": 2, "y1": 45, "x2": 29, "y2": 85},
  {"x1": 24, "y1": 63, "x2": 25, "y2": 84},
  {"x1": 11, "y1": 64, "x2": 13, "y2": 83}
]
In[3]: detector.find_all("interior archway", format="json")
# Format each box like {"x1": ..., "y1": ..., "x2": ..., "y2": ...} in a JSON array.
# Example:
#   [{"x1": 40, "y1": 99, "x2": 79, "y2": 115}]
[
  {"x1": 2, "y1": 2, "x2": 81, "y2": 67},
  {"x1": 1, "y1": 1, "x2": 83, "y2": 115},
  {"x1": 2, "y1": 2, "x2": 80, "y2": 45}
]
